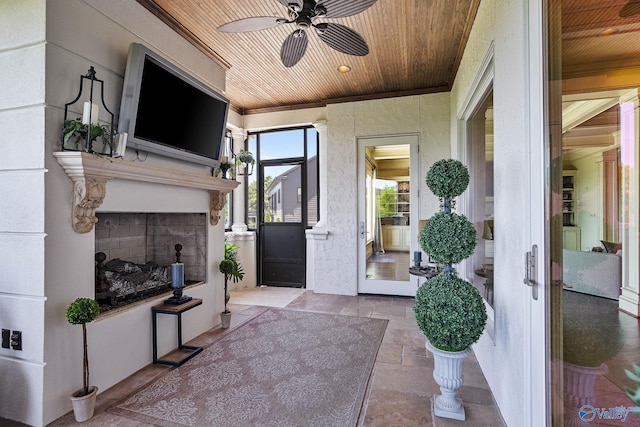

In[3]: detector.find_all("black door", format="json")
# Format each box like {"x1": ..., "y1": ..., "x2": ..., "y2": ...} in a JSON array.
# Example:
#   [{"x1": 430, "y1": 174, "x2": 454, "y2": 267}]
[{"x1": 259, "y1": 162, "x2": 307, "y2": 287}]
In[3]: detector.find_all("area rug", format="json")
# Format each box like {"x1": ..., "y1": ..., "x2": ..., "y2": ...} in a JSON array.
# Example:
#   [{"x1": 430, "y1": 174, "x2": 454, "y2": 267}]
[{"x1": 108, "y1": 308, "x2": 388, "y2": 427}]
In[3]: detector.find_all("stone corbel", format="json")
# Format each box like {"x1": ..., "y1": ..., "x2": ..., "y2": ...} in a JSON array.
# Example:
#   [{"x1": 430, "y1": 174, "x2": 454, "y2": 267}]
[
  {"x1": 209, "y1": 190, "x2": 227, "y2": 226},
  {"x1": 72, "y1": 176, "x2": 109, "y2": 233}
]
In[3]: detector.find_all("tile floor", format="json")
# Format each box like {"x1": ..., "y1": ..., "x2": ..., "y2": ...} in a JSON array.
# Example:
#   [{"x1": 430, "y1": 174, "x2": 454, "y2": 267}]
[{"x1": 40, "y1": 288, "x2": 505, "y2": 426}]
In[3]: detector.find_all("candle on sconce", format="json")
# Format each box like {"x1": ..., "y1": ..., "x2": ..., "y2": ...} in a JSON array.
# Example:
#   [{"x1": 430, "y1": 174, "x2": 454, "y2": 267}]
[
  {"x1": 413, "y1": 251, "x2": 422, "y2": 263},
  {"x1": 171, "y1": 263, "x2": 184, "y2": 289},
  {"x1": 82, "y1": 102, "x2": 99, "y2": 125}
]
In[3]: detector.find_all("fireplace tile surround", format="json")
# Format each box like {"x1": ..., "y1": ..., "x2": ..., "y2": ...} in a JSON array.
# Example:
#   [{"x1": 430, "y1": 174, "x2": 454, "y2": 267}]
[{"x1": 96, "y1": 212, "x2": 207, "y2": 282}]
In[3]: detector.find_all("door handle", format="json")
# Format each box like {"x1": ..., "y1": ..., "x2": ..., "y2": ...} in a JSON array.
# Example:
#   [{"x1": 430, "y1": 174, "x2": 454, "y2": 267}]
[
  {"x1": 359, "y1": 221, "x2": 365, "y2": 239},
  {"x1": 523, "y1": 244, "x2": 538, "y2": 300}
]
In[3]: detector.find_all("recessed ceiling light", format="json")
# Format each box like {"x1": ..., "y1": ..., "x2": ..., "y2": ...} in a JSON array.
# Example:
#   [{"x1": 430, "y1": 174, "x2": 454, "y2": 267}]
[
  {"x1": 600, "y1": 28, "x2": 617, "y2": 36},
  {"x1": 337, "y1": 65, "x2": 351, "y2": 73}
]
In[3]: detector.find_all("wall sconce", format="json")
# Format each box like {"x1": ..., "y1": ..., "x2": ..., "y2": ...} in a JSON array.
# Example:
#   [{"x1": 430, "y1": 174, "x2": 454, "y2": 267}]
[{"x1": 61, "y1": 66, "x2": 115, "y2": 155}]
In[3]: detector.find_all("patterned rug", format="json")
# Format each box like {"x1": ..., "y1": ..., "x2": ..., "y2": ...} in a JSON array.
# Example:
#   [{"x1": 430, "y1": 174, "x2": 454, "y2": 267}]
[{"x1": 108, "y1": 308, "x2": 388, "y2": 427}]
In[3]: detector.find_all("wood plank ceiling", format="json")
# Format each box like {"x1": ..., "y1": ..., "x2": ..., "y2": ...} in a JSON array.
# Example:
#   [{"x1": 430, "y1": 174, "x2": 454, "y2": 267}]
[
  {"x1": 136, "y1": 0, "x2": 640, "y2": 117},
  {"x1": 136, "y1": 0, "x2": 480, "y2": 114}
]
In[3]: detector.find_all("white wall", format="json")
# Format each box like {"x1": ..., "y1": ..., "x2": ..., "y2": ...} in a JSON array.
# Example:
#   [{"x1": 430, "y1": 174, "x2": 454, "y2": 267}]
[
  {"x1": 1, "y1": 0, "x2": 229, "y2": 425},
  {"x1": 0, "y1": 1, "x2": 47, "y2": 425},
  {"x1": 246, "y1": 95, "x2": 450, "y2": 295}
]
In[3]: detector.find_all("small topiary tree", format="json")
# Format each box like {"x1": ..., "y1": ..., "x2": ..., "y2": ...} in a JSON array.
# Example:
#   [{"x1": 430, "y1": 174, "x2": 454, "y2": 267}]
[
  {"x1": 219, "y1": 243, "x2": 244, "y2": 313},
  {"x1": 66, "y1": 298, "x2": 101, "y2": 396},
  {"x1": 414, "y1": 159, "x2": 487, "y2": 352}
]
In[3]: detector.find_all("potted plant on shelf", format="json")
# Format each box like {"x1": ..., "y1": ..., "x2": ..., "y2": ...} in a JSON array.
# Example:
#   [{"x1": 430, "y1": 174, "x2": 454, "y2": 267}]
[
  {"x1": 413, "y1": 159, "x2": 487, "y2": 421},
  {"x1": 65, "y1": 297, "x2": 101, "y2": 422},
  {"x1": 62, "y1": 117, "x2": 112, "y2": 154},
  {"x1": 218, "y1": 242, "x2": 244, "y2": 328}
]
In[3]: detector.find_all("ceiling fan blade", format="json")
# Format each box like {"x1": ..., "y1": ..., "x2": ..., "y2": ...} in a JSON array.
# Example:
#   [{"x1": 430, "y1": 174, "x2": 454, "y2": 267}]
[
  {"x1": 619, "y1": 0, "x2": 640, "y2": 17},
  {"x1": 318, "y1": 0, "x2": 377, "y2": 18},
  {"x1": 281, "y1": 29, "x2": 309, "y2": 67},
  {"x1": 217, "y1": 16, "x2": 285, "y2": 33},
  {"x1": 274, "y1": 0, "x2": 303, "y2": 11},
  {"x1": 315, "y1": 23, "x2": 369, "y2": 56}
]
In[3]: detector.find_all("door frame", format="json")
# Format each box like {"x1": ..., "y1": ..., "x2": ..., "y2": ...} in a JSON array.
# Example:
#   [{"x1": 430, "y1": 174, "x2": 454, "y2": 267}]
[{"x1": 356, "y1": 134, "x2": 420, "y2": 296}]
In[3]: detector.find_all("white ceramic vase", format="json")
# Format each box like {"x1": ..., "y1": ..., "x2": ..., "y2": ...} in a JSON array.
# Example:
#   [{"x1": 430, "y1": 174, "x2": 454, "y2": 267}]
[
  {"x1": 426, "y1": 340, "x2": 471, "y2": 420},
  {"x1": 220, "y1": 311, "x2": 232, "y2": 328},
  {"x1": 70, "y1": 386, "x2": 98, "y2": 422}
]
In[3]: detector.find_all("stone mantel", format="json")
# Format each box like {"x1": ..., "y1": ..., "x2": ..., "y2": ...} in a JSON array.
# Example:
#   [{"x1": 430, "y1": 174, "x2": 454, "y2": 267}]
[{"x1": 53, "y1": 152, "x2": 239, "y2": 233}]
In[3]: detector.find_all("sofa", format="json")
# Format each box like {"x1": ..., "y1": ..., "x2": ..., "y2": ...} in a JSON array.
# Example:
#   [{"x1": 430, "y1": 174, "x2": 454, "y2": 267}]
[{"x1": 563, "y1": 249, "x2": 621, "y2": 300}]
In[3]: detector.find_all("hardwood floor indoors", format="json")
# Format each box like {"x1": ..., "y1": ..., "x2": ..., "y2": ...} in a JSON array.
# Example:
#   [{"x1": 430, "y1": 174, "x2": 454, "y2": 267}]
[{"x1": 366, "y1": 251, "x2": 410, "y2": 282}]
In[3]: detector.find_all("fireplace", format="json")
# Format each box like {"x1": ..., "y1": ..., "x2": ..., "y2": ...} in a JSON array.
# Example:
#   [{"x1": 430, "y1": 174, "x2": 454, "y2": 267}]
[{"x1": 95, "y1": 212, "x2": 207, "y2": 310}]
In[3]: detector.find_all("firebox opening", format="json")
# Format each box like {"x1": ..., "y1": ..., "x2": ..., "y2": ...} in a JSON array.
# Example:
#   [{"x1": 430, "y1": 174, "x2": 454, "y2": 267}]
[{"x1": 95, "y1": 212, "x2": 207, "y2": 312}]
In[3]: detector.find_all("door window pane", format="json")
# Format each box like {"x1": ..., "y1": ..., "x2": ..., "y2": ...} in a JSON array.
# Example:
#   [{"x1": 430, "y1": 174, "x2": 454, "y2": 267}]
[
  {"x1": 260, "y1": 129, "x2": 305, "y2": 160},
  {"x1": 263, "y1": 165, "x2": 302, "y2": 223}
]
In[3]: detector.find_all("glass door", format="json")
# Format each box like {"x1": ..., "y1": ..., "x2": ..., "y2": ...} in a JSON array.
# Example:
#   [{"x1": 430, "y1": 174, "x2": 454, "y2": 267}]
[
  {"x1": 357, "y1": 135, "x2": 419, "y2": 296},
  {"x1": 545, "y1": 1, "x2": 640, "y2": 424}
]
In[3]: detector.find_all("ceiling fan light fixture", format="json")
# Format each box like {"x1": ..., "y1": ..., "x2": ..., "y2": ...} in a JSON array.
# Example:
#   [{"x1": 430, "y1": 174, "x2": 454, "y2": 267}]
[
  {"x1": 218, "y1": 0, "x2": 377, "y2": 67},
  {"x1": 337, "y1": 65, "x2": 351, "y2": 73}
]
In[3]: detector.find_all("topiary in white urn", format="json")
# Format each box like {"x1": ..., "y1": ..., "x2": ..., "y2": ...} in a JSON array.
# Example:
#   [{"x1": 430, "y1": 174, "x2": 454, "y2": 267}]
[{"x1": 413, "y1": 159, "x2": 487, "y2": 420}]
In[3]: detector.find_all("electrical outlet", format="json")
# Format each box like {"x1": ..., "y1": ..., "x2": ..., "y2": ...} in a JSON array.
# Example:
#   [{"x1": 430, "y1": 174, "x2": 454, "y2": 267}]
[
  {"x1": 1, "y1": 329, "x2": 9, "y2": 349},
  {"x1": 10, "y1": 331, "x2": 22, "y2": 351}
]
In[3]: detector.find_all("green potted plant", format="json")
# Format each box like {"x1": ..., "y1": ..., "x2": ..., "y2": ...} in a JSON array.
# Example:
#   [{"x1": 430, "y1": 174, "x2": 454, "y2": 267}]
[
  {"x1": 626, "y1": 365, "x2": 640, "y2": 406},
  {"x1": 218, "y1": 242, "x2": 244, "y2": 328},
  {"x1": 65, "y1": 297, "x2": 101, "y2": 422},
  {"x1": 234, "y1": 149, "x2": 255, "y2": 176},
  {"x1": 62, "y1": 117, "x2": 112, "y2": 154},
  {"x1": 413, "y1": 159, "x2": 487, "y2": 420}
]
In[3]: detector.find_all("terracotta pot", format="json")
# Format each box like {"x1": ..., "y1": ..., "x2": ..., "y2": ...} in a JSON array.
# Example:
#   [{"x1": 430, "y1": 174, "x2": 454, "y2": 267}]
[{"x1": 70, "y1": 386, "x2": 98, "y2": 422}]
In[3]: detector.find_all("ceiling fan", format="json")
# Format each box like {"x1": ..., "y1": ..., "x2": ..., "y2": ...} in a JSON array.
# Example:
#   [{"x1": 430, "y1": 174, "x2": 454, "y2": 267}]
[
  {"x1": 217, "y1": 0, "x2": 377, "y2": 67},
  {"x1": 620, "y1": 0, "x2": 640, "y2": 17}
]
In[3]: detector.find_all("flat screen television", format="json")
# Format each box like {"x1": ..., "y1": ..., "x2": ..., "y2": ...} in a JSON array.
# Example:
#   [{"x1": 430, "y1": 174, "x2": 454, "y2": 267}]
[{"x1": 118, "y1": 43, "x2": 229, "y2": 167}]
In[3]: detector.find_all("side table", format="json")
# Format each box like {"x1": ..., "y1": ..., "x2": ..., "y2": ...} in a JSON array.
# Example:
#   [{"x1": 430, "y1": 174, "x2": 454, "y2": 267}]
[{"x1": 151, "y1": 298, "x2": 203, "y2": 367}]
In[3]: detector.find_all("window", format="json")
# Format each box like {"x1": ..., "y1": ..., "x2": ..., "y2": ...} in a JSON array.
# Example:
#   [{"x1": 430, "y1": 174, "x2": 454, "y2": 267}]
[{"x1": 246, "y1": 127, "x2": 319, "y2": 229}]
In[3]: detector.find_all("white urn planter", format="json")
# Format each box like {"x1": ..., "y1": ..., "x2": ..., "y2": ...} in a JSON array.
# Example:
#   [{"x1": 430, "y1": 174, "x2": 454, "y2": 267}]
[
  {"x1": 70, "y1": 386, "x2": 98, "y2": 422},
  {"x1": 427, "y1": 340, "x2": 472, "y2": 420},
  {"x1": 563, "y1": 362, "x2": 609, "y2": 426}
]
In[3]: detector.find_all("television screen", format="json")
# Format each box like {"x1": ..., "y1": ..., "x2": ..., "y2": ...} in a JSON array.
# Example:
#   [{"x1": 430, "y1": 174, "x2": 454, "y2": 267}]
[{"x1": 118, "y1": 43, "x2": 229, "y2": 167}]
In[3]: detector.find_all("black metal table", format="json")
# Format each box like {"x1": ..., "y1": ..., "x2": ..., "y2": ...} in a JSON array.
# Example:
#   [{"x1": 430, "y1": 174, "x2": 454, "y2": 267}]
[{"x1": 151, "y1": 298, "x2": 203, "y2": 367}]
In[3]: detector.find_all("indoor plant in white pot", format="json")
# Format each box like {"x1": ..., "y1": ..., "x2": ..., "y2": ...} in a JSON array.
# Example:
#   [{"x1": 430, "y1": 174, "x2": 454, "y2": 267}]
[
  {"x1": 218, "y1": 242, "x2": 244, "y2": 328},
  {"x1": 65, "y1": 297, "x2": 101, "y2": 422},
  {"x1": 413, "y1": 159, "x2": 487, "y2": 421}
]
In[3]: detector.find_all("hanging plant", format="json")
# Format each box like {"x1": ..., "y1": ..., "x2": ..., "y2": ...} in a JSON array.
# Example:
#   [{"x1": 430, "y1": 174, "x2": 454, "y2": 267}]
[{"x1": 235, "y1": 150, "x2": 255, "y2": 167}]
